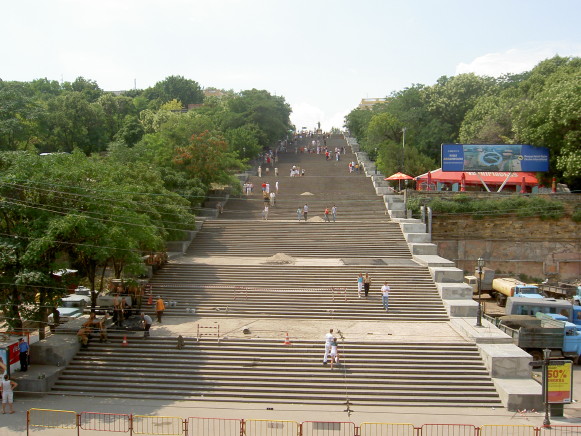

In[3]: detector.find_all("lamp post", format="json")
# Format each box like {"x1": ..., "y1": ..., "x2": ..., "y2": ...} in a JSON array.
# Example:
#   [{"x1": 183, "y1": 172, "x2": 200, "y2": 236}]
[
  {"x1": 476, "y1": 257, "x2": 485, "y2": 327},
  {"x1": 374, "y1": 148, "x2": 378, "y2": 174},
  {"x1": 401, "y1": 127, "x2": 406, "y2": 172},
  {"x1": 542, "y1": 348, "x2": 551, "y2": 427}
]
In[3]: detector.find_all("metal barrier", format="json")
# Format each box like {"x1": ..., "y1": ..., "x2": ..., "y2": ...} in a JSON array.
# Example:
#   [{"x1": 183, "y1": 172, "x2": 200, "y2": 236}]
[
  {"x1": 539, "y1": 426, "x2": 581, "y2": 435},
  {"x1": 480, "y1": 425, "x2": 536, "y2": 436},
  {"x1": 132, "y1": 415, "x2": 183, "y2": 435},
  {"x1": 79, "y1": 412, "x2": 131, "y2": 433},
  {"x1": 24, "y1": 409, "x2": 581, "y2": 436},
  {"x1": 196, "y1": 323, "x2": 220, "y2": 342},
  {"x1": 27, "y1": 408, "x2": 77, "y2": 433},
  {"x1": 188, "y1": 417, "x2": 242, "y2": 436},
  {"x1": 420, "y1": 424, "x2": 477, "y2": 436},
  {"x1": 359, "y1": 422, "x2": 416, "y2": 436},
  {"x1": 331, "y1": 288, "x2": 347, "y2": 302},
  {"x1": 244, "y1": 419, "x2": 300, "y2": 436},
  {"x1": 302, "y1": 421, "x2": 356, "y2": 436}
]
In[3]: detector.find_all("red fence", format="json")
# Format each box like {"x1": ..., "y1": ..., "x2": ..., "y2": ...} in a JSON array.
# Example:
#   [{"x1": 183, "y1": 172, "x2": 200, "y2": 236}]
[{"x1": 26, "y1": 409, "x2": 581, "y2": 436}]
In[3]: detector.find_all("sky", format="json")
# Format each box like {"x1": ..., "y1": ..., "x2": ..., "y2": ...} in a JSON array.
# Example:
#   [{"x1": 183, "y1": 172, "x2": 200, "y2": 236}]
[{"x1": 1, "y1": 0, "x2": 580, "y2": 131}]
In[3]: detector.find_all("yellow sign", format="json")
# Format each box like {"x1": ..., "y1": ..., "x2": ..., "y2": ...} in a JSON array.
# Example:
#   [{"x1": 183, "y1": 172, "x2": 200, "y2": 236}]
[{"x1": 548, "y1": 360, "x2": 573, "y2": 403}]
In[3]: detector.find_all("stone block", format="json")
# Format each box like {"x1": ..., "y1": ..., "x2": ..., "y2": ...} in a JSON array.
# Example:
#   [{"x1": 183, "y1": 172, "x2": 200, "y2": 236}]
[
  {"x1": 401, "y1": 222, "x2": 426, "y2": 233},
  {"x1": 404, "y1": 233, "x2": 431, "y2": 243},
  {"x1": 410, "y1": 243, "x2": 438, "y2": 255},
  {"x1": 436, "y1": 282, "x2": 474, "y2": 299},
  {"x1": 430, "y1": 266, "x2": 464, "y2": 282},
  {"x1": 31, "y1": 335, "x2": 80, "y2": 366},
  {"x1": 478, "y1": 343, "x2": 533, "y2": 378},
  {"x1": 443, "y1": 299, "x2": 478, "y2": 317},
  {"x1": 493, "y1": 378, "x2": 543, "y2": 412},
  {"x1": 414, "y1": 255, "x2": 455, "y2": 268}
]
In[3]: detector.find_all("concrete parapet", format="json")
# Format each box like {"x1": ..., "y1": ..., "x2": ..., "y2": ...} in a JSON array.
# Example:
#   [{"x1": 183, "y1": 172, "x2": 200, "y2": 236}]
[
  {"x1": 31, "y1": 334, "x2": 80, "y2": 367},
  {"x1": 430, "y1": 266, "x2": 464, "y2": 283},
  {"x1": 14, "y1": 365, "x2": 65, "y2": 394},
  {"x1": 449, "y1": 317, "x2": 514, "y2": 344},
  {"x1": 437, "y1": 282, "x2": 474, "y2": 299},
  {"x1": 478, "y1": 343, "x2": 533, "y2": 378},
  {"x1": 375, "y1": 186, "x2": 394, "y2": 195},
  {"x1": 413, "y1": 255, "x2": 455, "y2": 268},
  {"x1": 492, "y1": 378, "x2": 543, "y2": 411},
  {"x1": 410, "y1": 243, "x2": 438, "y2": 255},
  {"x1": 401, "y1": 222, "x2": 426, "y2": 233},
  {"x1": 443, "y1": 299, "x2": 478, "y2": 317},
  {"x1": 388, "y1": 210, "x2": 406, "y2": 219},
  {"x1": 404, "y1": 232, "x2": 431, "y2": 243}
]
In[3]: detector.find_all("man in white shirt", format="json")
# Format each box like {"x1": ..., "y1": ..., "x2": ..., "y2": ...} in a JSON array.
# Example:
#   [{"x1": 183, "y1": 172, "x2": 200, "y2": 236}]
[
  {"x1": 381, "y1": 282, "x2": 390, "y2": 312},
  {"x1": 323, "y1": 328, "x2": 334, "y2": 365},
  {"x1": 303, "y1": 204, "x2": 309, "y2": 221}
]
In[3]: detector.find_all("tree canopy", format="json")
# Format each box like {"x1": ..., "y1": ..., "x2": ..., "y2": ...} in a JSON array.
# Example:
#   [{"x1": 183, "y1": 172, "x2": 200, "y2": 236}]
[{"x1": 345, "y1": 56, "x2": 581, "y2": 190}]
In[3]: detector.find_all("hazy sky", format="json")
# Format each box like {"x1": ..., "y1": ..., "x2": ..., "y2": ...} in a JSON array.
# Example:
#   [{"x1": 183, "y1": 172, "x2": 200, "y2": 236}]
[{"x1": 2, "y1": 0, "x2": 580, "y2": 130}]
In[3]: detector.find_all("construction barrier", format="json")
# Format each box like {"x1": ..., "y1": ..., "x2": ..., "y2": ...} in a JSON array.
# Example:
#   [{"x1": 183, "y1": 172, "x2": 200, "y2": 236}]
[
  {"x1": 132, "y1": 415, "x2": 183, "y2": 435},
  {"x1": 188, "y1": 417, "x2": 242, "y2": 436},
  {"x1": 302, "y1": 421, "x2": 356, "y2": 436},
  {"x1": 360, "y1": 422, "x2": 416, "y2": 436},
  {"x1": 480, "y1": 425, "x2": 536, "y2": 436},
  {"x1": 79, "y1": 412, "x2": 131, "y2": 433},
  {"x1": 420, "y1": 424, "x2": 477, "y2": 436},
  {"x1": 244, "y1": 419, "x2": 300, "y2": 436},
  {"x1": 539, "y1": 426, "x2": 581, "y2": 435},
  {"x1": 27, "y1": 408, "x2": 77, "y2": 432},
  {"x1": 24, "y1": 410, "x2": 581, "y2": 436},
  {"x1": 196, "y1": 323, "x2": 220, "y2": 342}
]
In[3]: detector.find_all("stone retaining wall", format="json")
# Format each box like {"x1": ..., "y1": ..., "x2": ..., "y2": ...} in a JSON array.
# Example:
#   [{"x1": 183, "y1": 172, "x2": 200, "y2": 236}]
[{"x1": 432, "y1": 215, "x2": 581, "y2": 280}]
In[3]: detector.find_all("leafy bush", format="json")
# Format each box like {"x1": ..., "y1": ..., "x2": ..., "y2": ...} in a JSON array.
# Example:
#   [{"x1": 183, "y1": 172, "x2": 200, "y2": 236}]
[{"x1": 407, "y1": 195, "x2": 565, "y2": 220}]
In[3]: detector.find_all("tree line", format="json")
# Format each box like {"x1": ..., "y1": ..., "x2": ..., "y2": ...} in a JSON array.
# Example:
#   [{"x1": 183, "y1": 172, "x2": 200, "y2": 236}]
[
  {"x1": 0, "y1": 74, "x2": 293, "y2": 332},
  {"x1": 344, "y1": 56, "x2": 581, "y2": 191}
]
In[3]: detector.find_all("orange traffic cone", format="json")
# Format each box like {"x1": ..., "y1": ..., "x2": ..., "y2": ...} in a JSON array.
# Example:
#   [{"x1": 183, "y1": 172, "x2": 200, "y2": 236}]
[
  {"x1": 147, "y1": 294, "x2": 153, "y2": 305},
  {"x1": 122, "y1": 336, "x2": 128, "y2": 346},
  {"x1": 283, "y1": 332, "x2": 291, "y2": 346}
]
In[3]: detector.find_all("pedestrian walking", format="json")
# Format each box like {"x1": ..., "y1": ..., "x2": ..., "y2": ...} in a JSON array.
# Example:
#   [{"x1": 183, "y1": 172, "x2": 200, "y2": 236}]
[
  {"x1": 263, "y1": 205, "x2": 269, "y2": 220},
  {"x1": 303, "y1": 204, "x2": 309, "y2": 221},
  {"x1": 323, "y1": 329, "x2": 334, "y2": 365},
  {"x1": 99, "y1": 314, "x2": 110, "y2": 343},
  {"x1": 324, "y1": 207, "x2": 330, "y2": 222},
  {"x1": 18, "y1": 338, "x2": 29, "y2": 372},
  {"x1": 296, "y1": 207, "x2": 302, "y2": 221},
  {"x1": 155, "y1": 296, "x2": 165, "y2": 323},
  {"x1": 364, "y1": 273, "x2": 372, "y2": 297},
  {"x1": 274, "y1": 167, "x2": 279, "y2": 177},
  {"x1": 258, "y1": 166, "x2": 262, "y2": 177},
  {"x1": 330, "y1": 337, "x2": 340, "y2": 369},
  {"x1": 381, "y1": 281, "x2": 390, "y2": 311},
  {"x1": 141, "y1": 312, "x2": 153, "y2": 337},
  {"x1": 357, "y1": 273, "x2": 363, "y2": 298},
  {"x1": 1, "y1": 374, "x2": 17, "y2": 414},
  {"x1": 269, "y1": 191, "x2": 276, "y2": 206},
  {"x1": 275, "y1": 180, "x2": 279, "y2": 193},
  {"x1": 331, "y1": 205, "x2": 337, "y2": 222}
]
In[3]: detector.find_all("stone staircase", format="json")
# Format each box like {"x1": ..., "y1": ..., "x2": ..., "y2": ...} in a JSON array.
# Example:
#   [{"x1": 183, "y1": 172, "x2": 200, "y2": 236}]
[
  {"x1": 48, "y1": 135, "x2": 503, "y2": 408},
  {"x1": 51, "y1": 336, "x2": 501, "y2": 407},
  {"x1": 147, "y1": 264, "x2": 448, "y2": 321}
]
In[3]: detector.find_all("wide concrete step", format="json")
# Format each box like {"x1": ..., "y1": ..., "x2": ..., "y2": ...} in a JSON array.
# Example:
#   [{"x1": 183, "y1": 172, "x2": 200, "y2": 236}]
[{"x1": 51, "y1": 338, "x2": 501, "y2": 407}]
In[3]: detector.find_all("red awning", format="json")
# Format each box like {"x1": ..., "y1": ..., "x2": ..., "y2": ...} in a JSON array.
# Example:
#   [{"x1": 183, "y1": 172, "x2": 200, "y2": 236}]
[{"x1": 415, "y1": 169, "x2": 539, "y2": 186}]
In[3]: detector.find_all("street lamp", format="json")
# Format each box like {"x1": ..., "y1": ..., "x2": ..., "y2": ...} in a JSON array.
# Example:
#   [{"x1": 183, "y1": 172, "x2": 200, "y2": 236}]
[
  {"x1": 476, "y1": 257, "x2": 485, "y2": 327},
  {"x1": 401, "y1": 127, "x2": 406, "y2": 172},
  {"x1": 374, "y1": 148, "x2": 378, "y2": 174},
  {"x1": 542, "y1": 348, "x2": 551, "y2": 427}
]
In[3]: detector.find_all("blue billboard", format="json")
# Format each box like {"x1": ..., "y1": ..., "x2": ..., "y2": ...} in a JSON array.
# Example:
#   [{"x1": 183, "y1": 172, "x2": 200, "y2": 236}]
[{"x1": 441, "y1": 144, "x2": 549, "y2": 172}]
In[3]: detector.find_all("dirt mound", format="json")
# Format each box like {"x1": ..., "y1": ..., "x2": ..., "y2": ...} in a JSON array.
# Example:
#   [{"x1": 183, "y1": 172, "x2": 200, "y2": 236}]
[
  {"x1": 264, "y1": 253, "x2": 296, "y2": 265},
  {"x1": 308, "y1": 216, "x2": 325, "y2": 222},
  {"x1": 300, "y1": 192, "x2": 314, "y2": 196}
]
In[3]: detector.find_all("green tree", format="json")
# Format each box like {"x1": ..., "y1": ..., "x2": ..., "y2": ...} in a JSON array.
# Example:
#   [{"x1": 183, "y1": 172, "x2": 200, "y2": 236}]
[{"x1": 146, "y1": 75, "x2": 204, "y2": 107}]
